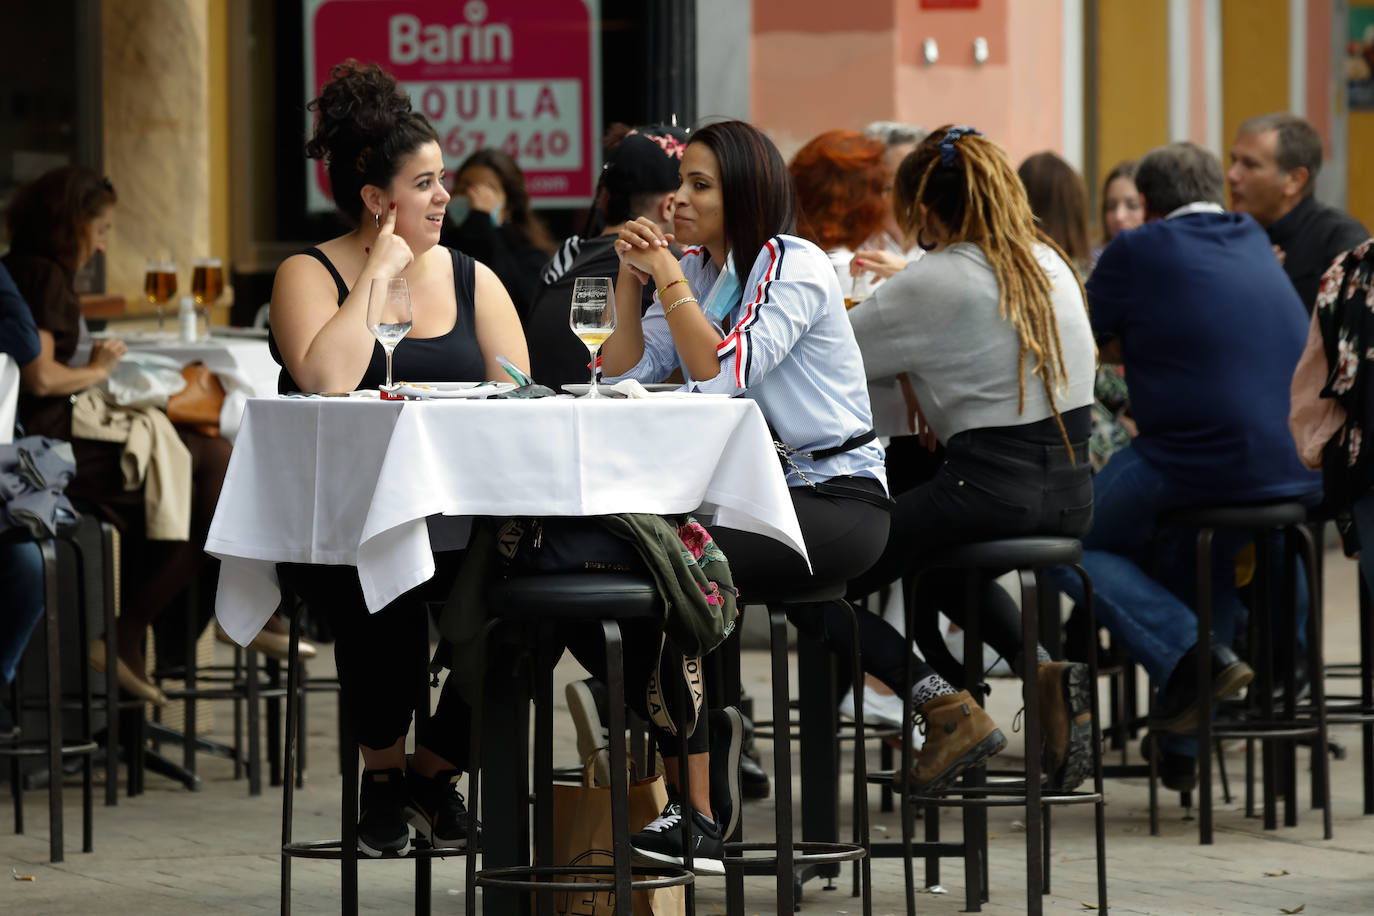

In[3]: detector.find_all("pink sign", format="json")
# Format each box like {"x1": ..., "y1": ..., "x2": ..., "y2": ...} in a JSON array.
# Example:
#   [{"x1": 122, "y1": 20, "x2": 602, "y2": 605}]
[{"x1": 305, "y1": 0, "x2": 600, "y2": 212}]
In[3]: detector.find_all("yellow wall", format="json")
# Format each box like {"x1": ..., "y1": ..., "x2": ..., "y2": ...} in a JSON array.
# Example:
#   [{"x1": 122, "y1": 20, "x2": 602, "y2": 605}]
[
  {"x1": 207, "y1": 0, "x2": 232, "y2": 308},
  {"x1": 1220, "y1": 0, "x2": 1288, "y2": 174},
  {"x1": 1095, "y1": 1, "x2": 1170, "y2": 190},
  {"x1": 1351, "y1": 114, "x2": 1374, "y2": 232}
]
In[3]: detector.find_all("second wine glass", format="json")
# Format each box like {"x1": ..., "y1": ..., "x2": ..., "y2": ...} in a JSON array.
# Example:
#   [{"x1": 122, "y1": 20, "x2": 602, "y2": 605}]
[
  {"x1": 366, "y1": 277, "x2": 413, "y2": 390},
  {"x1": 569, "y1": 277, "x2": 616, "y2": 398}
]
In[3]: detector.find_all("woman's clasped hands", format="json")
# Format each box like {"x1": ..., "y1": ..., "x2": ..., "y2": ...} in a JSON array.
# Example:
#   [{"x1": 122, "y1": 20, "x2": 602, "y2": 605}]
[{"x1": 613, "y1": 217, "x2": 675, "y2": 283}]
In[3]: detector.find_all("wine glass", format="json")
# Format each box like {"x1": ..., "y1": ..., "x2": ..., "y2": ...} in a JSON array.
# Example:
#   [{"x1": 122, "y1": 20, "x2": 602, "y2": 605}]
[
  {"x1": 366, "y1": 278, "x2": 413, "y2": 390},
  {"x1": 144, "y1": 257, "x2": 177, "y2": 333},
  {"x1": 569, "y1": 277, "x2": 616, "y2": 398},
  {"x1": 191, "y1": 256, "x2": 224, "y2": 340}
]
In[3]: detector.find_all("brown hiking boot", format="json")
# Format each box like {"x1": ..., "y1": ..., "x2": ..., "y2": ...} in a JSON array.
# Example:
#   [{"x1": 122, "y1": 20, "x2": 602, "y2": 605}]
[
  {"x1": 904, "y1": 690, "x2": 1006, "y2": 794},
  {"x1": 1038, "y1": 661, "x2": 1094, "y2": 791}
]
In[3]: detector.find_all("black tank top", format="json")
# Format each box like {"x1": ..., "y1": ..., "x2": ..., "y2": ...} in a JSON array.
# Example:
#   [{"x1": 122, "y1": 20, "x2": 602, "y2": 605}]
[{"x1": 268, "y1": 246, "x2": 486, "y2": 393}]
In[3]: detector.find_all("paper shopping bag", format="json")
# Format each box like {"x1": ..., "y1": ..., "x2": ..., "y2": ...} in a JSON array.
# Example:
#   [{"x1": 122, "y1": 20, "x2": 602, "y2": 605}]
[{"x1": 551, "y1": 769, "x2": 685, "y2": 916}]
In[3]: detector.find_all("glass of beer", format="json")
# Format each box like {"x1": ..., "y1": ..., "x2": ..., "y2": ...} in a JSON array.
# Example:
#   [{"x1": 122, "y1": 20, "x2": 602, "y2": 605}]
[
  {"x1": 144, "y1": 257, "x2": 177, "y2": 333},
  {"x1": 192, "y1": 256, "x2": 225, "y2": 340}
]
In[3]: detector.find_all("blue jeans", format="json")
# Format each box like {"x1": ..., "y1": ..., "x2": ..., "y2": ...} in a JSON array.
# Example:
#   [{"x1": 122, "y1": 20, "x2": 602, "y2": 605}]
[{"x1": 0, "y1": 541, "x2": 46, "y2": 686}]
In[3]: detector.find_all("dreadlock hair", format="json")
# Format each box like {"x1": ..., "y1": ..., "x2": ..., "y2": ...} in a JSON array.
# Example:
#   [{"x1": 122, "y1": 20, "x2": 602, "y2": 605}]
[{"x1": 892, "y1": 125, "x2": 1089, "y2": 455}]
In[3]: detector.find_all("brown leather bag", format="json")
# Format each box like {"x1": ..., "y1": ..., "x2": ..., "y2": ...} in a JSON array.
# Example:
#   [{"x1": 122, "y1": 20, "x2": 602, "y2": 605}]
[{"x1": 165, "y1": 361, "x2": 225, "y2": 437}]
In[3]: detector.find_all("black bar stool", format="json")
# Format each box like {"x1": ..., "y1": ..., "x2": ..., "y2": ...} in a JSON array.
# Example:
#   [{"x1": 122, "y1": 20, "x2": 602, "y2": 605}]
[
  {"x1": 1154, "y1": 501, "x2": 1330, "y2": 844},
  {"x1": 1, "y1": 530, "x2": 99, "y2": 863},
  {"x1": 468, "y1": 572, "x2": 694, "y2": 916},
  {"x1": 719, "y1": 582, "x2": 871, "y2": 916},
  {"x1": 278, "y1": 595, "x2": 450, "y2": 916},
  {"x1": 892, "y1": 536, "x2": 1108, "y2": 916}
]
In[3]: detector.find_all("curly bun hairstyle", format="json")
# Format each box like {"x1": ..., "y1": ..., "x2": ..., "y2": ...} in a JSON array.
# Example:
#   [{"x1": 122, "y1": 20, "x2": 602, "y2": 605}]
[
  {"x1": 789, "y1": 130, "x2": 888, "y2": 252},
  {"x1": 7, "y1": 165, "x2": 117, "y2": 273},
  {"x1": 306, "y1": 59, "x2": 439, "y2": 223}
]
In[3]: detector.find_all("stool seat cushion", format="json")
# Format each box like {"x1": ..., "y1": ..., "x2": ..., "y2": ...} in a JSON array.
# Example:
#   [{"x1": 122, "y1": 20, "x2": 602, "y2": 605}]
[
  {"x1": 487, "y1": 573, "x2": 662, "y2": 621},
  {"x1": 920, "y1": 536, "x2": 1083, "y2": 571},
  {"x1": 1158, "y1": 500, "x2": 1310, "y2": 530}
]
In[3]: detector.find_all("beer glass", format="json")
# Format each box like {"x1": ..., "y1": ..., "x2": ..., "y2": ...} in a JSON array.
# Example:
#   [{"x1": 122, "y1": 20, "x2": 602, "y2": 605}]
[
  {"x1": 144, "y1": 258, "x2": 177, "y2": 333},
  {"x1": 191, "y1": 257, "x2": 224, "y2": 340}
]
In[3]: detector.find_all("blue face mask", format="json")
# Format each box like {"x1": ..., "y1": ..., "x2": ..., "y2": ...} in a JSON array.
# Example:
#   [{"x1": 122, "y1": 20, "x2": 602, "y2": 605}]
[{"x1": 699, "y1": 254, "x2": 742, "y2": 324}]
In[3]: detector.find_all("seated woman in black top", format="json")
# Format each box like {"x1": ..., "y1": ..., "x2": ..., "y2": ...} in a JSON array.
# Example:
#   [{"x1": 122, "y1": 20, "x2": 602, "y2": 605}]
[{"x1": 268, "y1": 59, "x2": 527, "y2": 858}]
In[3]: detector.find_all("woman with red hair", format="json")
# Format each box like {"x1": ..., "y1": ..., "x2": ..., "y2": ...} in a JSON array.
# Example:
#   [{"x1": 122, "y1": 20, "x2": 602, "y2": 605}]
[{"x1": 789, "y1": 130, "x2": 890, "y2": 299}]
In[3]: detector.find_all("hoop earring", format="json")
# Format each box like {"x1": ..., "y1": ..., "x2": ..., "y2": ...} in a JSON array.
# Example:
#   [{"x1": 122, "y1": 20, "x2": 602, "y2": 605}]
[
  {"x1": 373, "y1": 211, "x2": 381, "y2": 229},
  {"x1": 916, "y1": 228, "x2": 937, "y2": 252}
]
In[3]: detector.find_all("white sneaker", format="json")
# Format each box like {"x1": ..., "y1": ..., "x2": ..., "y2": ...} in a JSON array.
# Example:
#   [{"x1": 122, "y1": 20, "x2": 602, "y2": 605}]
[
  {"x1": 838, "y1": 687, "x2": 923, "y2": 749},
  {"x1": 944, "y1": 630, "x2": 1014, "y2": 677}
]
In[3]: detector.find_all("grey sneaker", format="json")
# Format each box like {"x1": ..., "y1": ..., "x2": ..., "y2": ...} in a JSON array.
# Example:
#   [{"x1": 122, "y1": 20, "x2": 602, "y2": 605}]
[{"x1": 566, "y1": 677, "x2": 611, "y2": 785}]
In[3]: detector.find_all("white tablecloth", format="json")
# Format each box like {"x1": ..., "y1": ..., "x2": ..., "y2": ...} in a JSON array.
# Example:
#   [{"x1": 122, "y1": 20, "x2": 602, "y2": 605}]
[{"x1": 208, "y1": 396, "x2": 807, "y2": 645}]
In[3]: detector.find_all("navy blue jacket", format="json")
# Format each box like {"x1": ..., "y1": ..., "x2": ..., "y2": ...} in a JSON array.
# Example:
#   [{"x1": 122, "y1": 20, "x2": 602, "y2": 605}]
[
  {"x1": 1088, "y1": 211, "x2": 1319, "y2": 501},
  {"x1": 0, "y1": 262, "x2": 40, "y2": 367}
]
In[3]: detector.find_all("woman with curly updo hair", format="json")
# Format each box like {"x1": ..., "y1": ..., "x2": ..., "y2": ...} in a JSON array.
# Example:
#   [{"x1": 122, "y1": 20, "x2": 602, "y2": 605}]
[
  {"x1": 267, "y1": 59, "x2": 527, "y2": 858},
  {"x1": 788, "y1": 130, "x2": 889, "y2": 290}
]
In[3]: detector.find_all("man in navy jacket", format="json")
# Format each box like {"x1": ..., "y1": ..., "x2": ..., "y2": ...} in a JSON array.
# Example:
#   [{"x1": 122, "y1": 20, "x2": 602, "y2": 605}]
[{"x1": 1056, "y1": 141, "x2": 1320, "y2": 787}]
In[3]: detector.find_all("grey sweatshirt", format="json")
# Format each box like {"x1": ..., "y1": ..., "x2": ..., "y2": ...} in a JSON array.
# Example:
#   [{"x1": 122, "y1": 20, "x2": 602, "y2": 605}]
[{"x1": 848, "y1": 241, "x2": 1096, "y2": 442}]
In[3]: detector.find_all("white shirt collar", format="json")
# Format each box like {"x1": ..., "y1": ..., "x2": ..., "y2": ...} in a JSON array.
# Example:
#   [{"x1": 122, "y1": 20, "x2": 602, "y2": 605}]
[{"x1": 1164, "y1": 201, "x2": 1226, "y2": 220}]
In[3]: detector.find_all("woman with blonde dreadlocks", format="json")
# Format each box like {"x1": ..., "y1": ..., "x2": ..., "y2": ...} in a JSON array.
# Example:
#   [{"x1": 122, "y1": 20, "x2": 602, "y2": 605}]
[{"x1": 846, "y1": 126, "x2": 1098, "y2": 791}]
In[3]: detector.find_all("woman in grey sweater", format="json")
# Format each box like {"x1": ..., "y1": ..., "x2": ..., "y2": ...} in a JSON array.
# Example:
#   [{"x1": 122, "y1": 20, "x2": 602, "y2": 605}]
[{"x1": 846, "y1": 126, "x2": 1099, "y2": 791}]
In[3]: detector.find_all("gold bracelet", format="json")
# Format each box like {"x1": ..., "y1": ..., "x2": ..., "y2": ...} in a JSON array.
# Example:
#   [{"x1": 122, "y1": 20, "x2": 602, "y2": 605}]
[
  {"x1": 658, "y1": 277, "x2": 689, "y2": 297},
  {"x1": 663, "y1": 295, "x2": 698, "y2": 316}
]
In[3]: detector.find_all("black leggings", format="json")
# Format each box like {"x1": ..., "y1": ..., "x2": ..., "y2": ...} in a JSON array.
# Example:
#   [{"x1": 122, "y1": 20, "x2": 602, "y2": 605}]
[
  {"x1": 560, "y1": 619, "x2": 709, "y2": 756},
  {"x1": 706, "y1": 477, "x2": 907, "y2": 688},
  {"x1": 846, "y1": 409, "x2": 1094, "y2": 687},
  {"x1": 277, "y1": 555, "x2": 469, "y2": 767}
]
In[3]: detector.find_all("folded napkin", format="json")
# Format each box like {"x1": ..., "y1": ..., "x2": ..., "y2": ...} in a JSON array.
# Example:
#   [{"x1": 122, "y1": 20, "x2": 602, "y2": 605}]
[{"x1": 606, "y1": 379, "x2": 726, "y2": 399}]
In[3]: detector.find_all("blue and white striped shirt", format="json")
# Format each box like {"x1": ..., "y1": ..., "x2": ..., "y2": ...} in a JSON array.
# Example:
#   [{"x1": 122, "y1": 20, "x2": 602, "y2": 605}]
[{"x1": 614, "y1": 234, "x2": 887, "y2": 491}]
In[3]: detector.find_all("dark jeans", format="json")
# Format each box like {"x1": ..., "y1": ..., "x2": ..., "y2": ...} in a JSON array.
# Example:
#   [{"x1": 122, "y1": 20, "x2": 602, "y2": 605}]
[
  {"x1": 278, "y1": 554, "x2": 469, "y2": 768},
  {"x1": 847, "y1": 408, "x2": 1094, "y2": 688},
  {"x1": 0, "y1": 541, "x2": 46, "y2": 686}
]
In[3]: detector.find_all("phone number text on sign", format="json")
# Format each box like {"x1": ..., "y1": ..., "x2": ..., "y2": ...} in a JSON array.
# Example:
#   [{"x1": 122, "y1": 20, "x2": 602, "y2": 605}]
[{"x1": 402, "y1": 79, "x2": 583, "y2": 175}]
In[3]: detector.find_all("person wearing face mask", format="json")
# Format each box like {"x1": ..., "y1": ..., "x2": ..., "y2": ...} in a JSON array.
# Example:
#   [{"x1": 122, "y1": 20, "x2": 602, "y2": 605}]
[
  {"x1": 439, "y1": 148, "x2": 557, "y2": 322},
  {"x1": 267, "y1": 59, "x2": 528, "y2": 859}
]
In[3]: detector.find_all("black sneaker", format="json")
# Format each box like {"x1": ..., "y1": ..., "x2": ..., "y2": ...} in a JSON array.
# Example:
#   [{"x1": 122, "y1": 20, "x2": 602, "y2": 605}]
[
  {"x1": 707, "y1": 707, "x2": 742, "y2": 838},
  {"x1": 358, "y1": 768, "x2": 411, "y2": 857},
  {"x1": 0, "y1": 698, "x2": 17, "y2": 741},
  {"x1": 1141, "y1": 733, "x2": 1197, "y2": 792},
  {"x1": 566, "y1": 677, "x2": 611, "y2": 785},
  {"x1": 405, "y1": 765, "x2": 479, "y2": 850},
  {"x1": 631, "y1": 793, "x2": 725, "y2": 875},
  {"x1": 737, "y1": 712, "x2": 770, "y2": 799}
]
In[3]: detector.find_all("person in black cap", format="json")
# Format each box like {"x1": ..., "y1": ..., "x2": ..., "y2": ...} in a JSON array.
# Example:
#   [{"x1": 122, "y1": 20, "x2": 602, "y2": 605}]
[{"x1": 523, "y1": 124, "x2": 687, "y2": 390}]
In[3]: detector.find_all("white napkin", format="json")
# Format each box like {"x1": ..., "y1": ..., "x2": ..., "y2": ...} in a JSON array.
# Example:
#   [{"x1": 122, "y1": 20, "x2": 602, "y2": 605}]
[{"x1": 606, "y1": 379, "x2": 727, "y2": 399}]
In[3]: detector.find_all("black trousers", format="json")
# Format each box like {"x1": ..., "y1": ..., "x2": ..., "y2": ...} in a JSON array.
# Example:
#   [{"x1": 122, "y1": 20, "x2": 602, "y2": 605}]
[
  {"x1": 846, "y1": 408, "x2": 1094, "y2": 688},
  {"x1": 705, "y1": 476, "x2": 903, "y2": 688},
  {"x1": 277, "y1": 554, "x2": 469, "y2": 767}
]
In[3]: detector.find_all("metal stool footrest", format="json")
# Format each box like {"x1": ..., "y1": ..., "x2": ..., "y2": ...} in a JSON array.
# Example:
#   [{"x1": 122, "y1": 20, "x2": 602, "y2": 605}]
[
  {"x1": 0, "y1": 738, "x2": 99, "y2": 758},
  {"x1": 906, "y1": 785, "x2": 1105, "y2": 808},
  {"x1": 473, "y1": 863, "x2": 692, "y2": 893},
  {"x1": 283, "y1": 839, "x2": 469, "y2": 861},
  {"x1": 722, "y1": 840, "x2": 866, "y2": 875}
]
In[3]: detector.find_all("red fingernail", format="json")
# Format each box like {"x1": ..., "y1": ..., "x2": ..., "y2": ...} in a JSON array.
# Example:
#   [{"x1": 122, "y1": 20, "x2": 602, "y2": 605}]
[
  {"x1": 389, "y1": 202, "x2": 396, "y2": 210},
  {"x1": 364, "y1": 247, "x2": 370, "y2": 254}
]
